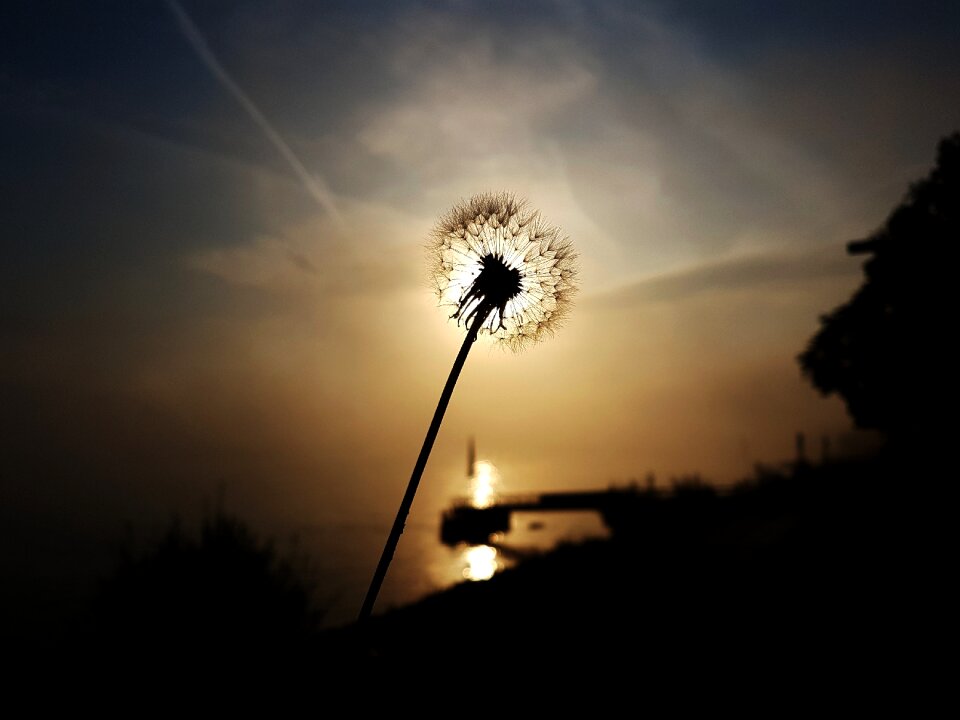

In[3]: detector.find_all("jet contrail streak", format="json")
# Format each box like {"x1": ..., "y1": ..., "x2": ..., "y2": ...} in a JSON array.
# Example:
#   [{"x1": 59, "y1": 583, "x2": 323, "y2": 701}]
[{"x1": 165, "y1": 0, "x2": 344, "y2": 227}]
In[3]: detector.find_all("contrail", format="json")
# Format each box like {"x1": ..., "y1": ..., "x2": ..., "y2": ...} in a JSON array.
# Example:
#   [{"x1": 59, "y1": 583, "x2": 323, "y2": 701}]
[{"x1": 165, "y1": 0, "x2": 344, "y2": 227}]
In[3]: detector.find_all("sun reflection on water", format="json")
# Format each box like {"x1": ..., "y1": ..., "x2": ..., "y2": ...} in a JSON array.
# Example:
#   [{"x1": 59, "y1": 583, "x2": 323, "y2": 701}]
[
  {"x1": 462, "y1": 544, "x2": 499, "y2": 581},
  {"x1": 470, "y1": 460, "x2": 499, "y2": 509},
  {"x1": 456, "y1": 458, "x2": 503, "y2": 581}
]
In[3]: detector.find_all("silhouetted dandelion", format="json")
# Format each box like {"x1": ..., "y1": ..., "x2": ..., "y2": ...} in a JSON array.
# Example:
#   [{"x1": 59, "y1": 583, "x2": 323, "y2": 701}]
[
  {"x1": 430, "y1": 192, "x2": 578, "y2": 351},
  {"x1": 359, "y1": 192, "x2": 577, "y2": 621}
]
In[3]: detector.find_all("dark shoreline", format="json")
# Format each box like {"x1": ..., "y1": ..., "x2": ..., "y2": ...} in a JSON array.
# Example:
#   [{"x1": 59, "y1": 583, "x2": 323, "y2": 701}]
[
  {"x1": 322, "y1": 450, "x2": 950, "y2": 665},
  {"x1": 8, "y1": 447, "x2": 946, "y2": 678}
]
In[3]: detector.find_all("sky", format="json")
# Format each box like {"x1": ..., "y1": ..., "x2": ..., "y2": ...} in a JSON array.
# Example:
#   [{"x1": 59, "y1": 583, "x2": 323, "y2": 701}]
[{"x1": 3, "y1": 1, "x2": 960, "y2": 600}]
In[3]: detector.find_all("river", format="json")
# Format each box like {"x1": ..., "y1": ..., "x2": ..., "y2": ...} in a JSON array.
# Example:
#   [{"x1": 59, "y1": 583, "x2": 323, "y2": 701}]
[{"x1": 295, "y1": 509, "x2": 610, "y2": 629}]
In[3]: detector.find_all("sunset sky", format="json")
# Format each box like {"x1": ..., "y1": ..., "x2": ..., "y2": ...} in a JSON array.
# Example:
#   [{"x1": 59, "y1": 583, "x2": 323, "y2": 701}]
[{"x1": 3, "y1": 0, "x2": 960, "y2": 565}]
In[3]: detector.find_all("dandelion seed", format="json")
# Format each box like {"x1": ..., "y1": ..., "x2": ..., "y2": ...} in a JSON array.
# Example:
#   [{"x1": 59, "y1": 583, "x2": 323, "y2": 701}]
[
  {"x1": 428, "y1": 192, "x2": 578, "y2": 351},
  {"x1": 359, "y1": 192, "x2": 577, "y2": 622}
]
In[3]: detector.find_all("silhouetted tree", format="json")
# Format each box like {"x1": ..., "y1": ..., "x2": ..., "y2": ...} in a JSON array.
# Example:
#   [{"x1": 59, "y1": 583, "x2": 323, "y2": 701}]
[
  {"x1": 799, "y1": 133, "x2": 959, "y2": 443},
  {"x1": 96, "y1": 511, "x2": 323, "y2": 665}
]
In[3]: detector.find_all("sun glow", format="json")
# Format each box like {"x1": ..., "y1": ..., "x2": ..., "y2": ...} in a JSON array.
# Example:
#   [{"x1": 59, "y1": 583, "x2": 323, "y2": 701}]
[{"x1": 429, "y1": 193, "x2": 577, "y2": 351}]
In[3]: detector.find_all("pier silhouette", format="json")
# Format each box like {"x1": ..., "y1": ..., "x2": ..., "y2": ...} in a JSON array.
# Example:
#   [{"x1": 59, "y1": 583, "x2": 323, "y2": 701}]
[{"x1": 440, "y1": 486, "x2": 673, "y2": 545}]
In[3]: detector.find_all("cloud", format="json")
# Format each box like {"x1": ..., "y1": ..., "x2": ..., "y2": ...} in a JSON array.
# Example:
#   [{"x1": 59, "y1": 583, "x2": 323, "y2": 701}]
[
  {"x1": 186, "y1": 199, "x2": 427, "y2": 298},
  {"x1": 165, "y1": 0, "x2": 344, "y2": 227},
  {"x1": 588, "y1": 245, "x2": 860, "y2": 306},
  {"x1": 357, "y1": 32, "x2": 597, "y2": 172}
]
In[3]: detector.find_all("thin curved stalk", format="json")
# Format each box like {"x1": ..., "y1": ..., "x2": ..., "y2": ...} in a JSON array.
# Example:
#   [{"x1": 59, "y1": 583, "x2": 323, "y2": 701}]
[{"x1": 358, "y1": 308, "x2": 491, "y2": 622}]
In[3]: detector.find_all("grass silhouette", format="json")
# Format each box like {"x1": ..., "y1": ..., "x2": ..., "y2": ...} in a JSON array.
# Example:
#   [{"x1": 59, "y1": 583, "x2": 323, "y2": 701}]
[
  {"x1": 95, "y1": 509, "x2": 324, "y2": 666},
  {"x1": 29, "y1": 442, "x2": 944, "y2": 677}
]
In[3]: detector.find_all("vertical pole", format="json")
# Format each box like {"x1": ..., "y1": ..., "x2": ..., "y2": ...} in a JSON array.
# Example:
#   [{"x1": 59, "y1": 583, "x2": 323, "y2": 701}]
[{"x1": 358, "y1": 311, "x2": 488, "y2": 622}]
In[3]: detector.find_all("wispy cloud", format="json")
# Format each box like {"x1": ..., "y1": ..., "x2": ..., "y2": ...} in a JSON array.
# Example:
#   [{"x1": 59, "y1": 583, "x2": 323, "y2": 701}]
[
  {"x1": 165, "y1": 0, "x2": 344, "y2": 227},
  {"x1": 589, "y1": 246, "x2": 860, "y2": 307},
  {"x1": 187, "y1": 201, "x2": 423, "y2": 298}
]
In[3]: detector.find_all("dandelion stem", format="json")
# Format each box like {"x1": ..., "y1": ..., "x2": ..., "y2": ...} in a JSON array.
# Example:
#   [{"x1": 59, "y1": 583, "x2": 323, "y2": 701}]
[{"x1": 359, "y1": 307, "x2": 492, "y2": 622}]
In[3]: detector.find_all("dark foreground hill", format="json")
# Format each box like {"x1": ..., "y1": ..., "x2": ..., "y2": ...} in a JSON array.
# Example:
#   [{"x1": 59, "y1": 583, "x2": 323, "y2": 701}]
[
  {"x1": 323, "y1": 450, "x2": 950, "y2": 669},
  {"x1": 30, "y1": 447, "x2": 947, "y2": 680}
]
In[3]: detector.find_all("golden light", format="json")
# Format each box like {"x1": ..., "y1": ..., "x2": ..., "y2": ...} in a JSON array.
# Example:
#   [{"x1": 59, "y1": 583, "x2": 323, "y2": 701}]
[
  {"x1": 462, "y1": 544, "x2": 499, "y2": 581},
  {"x1": 470, "y1": 460, "x2": 499, "y2": 509},
  {"x1": 429, "y1": 193, "x2": 577, "y2": 352}
]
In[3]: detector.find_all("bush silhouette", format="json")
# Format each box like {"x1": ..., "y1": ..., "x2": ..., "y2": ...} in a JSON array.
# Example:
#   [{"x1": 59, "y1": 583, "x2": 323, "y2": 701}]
[
  {"x1": 799, "y1": 132, "x2": 960, "y2": 443},
  {"x1": 96, "y1": 511, "x2": 322, "y2": 664}
]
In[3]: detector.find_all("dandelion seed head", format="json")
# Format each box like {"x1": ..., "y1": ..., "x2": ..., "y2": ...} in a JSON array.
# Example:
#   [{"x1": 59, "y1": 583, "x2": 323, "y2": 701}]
[{"x1": 428, "y1": 192, "x2": 578, "y2": 351}]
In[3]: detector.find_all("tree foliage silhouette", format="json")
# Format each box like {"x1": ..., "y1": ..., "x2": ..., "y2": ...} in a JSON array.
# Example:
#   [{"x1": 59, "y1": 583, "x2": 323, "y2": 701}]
[{"x1": 799, "y1": 132, "x2": 959, "y2": 440}]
